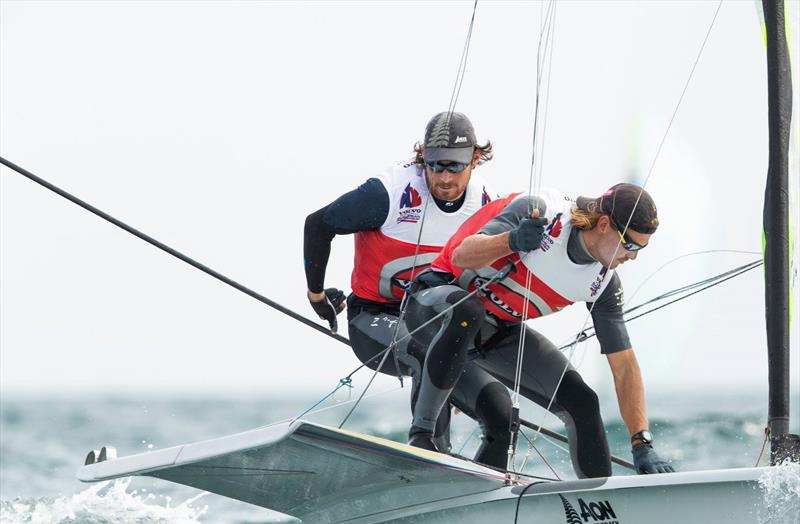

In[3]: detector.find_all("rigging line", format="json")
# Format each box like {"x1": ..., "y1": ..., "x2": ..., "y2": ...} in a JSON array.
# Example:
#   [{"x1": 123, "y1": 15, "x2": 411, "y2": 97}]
[
  {"x1": 457, "y1": 427, "x2": 481, "y2": 455},
  {"x1": 344, "y1": 0, "x2": 479, "y2": 424},
  {"x1": 535, "y1": 6, "x2": 557, "y2": 202},
  {"x1": 621, "y1": 261, "x2": 761, "y2": 322},
  {"x1": 634, "y1": 0, "x2": 725, "y2": 197},
  {"x1": 625, "y1": 249, "x2": 762, "y2": 305},
  {"x1": 387, "y1": 193, "x2": 434, "y2": 388},
  {"x1": 337, "y1": 194, "x2": 432, "y2": 427},
  {"x1": 2, "y1": 156, "x2": 513, "y2": 430},
  {"x1": 339, "y1": 340, "x2": 398, "y2": 428},
  {"x1": 521, "y1": 420, "x2": 635, "y2": 471},
  {"x1": 339, "y1": 0, "x2": 478, "y2": 420},
  {"x1": 623, "y1": 259, "x2": 762, "y2": 316},
  {"x1": 293, "y1": 377, "x2": 352, "y2": 422},
  {"x1": 517, "y1": 0, "x2": 557, "y2": 400},
  {"x1": 518, "y1": 428, "x2": 561, "y2": 480},
  {"x1": 339, "y1": 262, "x2": 516, "y2": 383},
  {"x1": 254, "y1": 386, "x2": 403, "y2": 431},
  {"x1": 347, "y1": 0, "x2": 483, "y2": 429},
  {"x1": 556, "y1": 259, "x2": 763, "y2": 351},
  {"x1": 0, "y1": 156, "x2": 352, "y2": 346},
  {"x1": 560, "y1": 258, "x2": 763, "y2": 346},
  {"x1": 527, "y1": 0, "x2": 557, "y2": 205},
  {"x1": 509, "y1": 0, "x2": 557, "y2": 474},
  {"x1": 341, "y1": 0, "x2": 477, "y2": 420},
  {"x1": 526, "y1": 0, "x2": 725, "y2": 448},
  {"x1": 533, "y1": 0, "x2": 557, "y2": 202},
  {"x1": 447, "y1": 0, "x2": 479, "y2": 115},
  {"x1": 518, "y1": 0, "x2": 556, "y2": 360},
  {"x1": 3, "y1": 154, "x2": 517, "y2": 424},
  {"x1": 754, "y1": 426, "x2": 770, "y2": 467}
]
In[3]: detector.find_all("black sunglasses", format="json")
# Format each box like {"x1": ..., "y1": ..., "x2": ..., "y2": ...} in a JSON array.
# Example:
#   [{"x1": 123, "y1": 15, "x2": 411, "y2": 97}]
[
  {"x1": 610, "y1": 216, "x2": 647, "y2": 252},
  {"x1": 425, "y1": 161, "x2": 469, "y2": 174}
]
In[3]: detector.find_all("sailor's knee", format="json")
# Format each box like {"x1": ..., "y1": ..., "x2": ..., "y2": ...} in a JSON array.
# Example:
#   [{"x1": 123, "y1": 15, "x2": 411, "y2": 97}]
[
  {"x1": 445, "y1": 290, "x2": 484, "y2": 332},
  {"x1": 557, "y1": 370, "x2": 600, "y2": 418}
]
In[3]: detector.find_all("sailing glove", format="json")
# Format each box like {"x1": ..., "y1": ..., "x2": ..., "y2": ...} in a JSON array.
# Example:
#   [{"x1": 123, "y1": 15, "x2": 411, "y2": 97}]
[
  {"x1": 508, "y1": 216, "x2": 549, "y2": 252},
  {"x1": 632, "y1": 443, "x2": 675, "y2": 474},
  {"x1": 309, "y1": 288, "x2": 346, "y2": 334}
]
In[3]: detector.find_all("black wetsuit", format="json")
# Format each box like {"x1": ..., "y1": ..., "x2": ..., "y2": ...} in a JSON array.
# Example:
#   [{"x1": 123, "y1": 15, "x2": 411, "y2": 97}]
[
  {"x1": 304, "y1": 175, "x2": 504, "y2": 462},
  {"x1": 405, "y1": 195, "x2": 631, "y2": 478}
]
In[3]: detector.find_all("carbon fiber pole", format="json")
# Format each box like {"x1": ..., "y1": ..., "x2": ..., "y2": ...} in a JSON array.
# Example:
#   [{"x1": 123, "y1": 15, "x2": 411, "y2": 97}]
[
  {"x1": 0, "y1": 156, "x2": 352, "y2": 346},
  {"x1": 3, "y1": 155, "x2": 637, "y2": 471},
  {"x1": 760, "y1": 0, "x2": 800, "y2": 465}
]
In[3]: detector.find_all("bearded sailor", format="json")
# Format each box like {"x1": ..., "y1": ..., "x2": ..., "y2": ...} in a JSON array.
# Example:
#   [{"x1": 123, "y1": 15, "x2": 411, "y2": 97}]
[
  {"x1": 303, "y1": 112, "x2": 512, "y2": 467},
  {"x1": 404, "y1": 183, "x2": 675, "y2": 477}
]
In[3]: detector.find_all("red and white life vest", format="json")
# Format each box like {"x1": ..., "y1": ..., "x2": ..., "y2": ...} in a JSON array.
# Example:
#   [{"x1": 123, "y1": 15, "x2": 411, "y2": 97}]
[
  {"x1": 351, "y1": 163, "x2": 494, "y2": 303},
  {"x1": 432, "y1": 190, "x2": 614, "y2": 322}
]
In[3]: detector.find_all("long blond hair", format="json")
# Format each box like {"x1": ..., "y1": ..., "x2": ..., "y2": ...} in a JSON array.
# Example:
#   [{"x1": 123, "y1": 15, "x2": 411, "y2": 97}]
[{"x1": 571, "y1": 208, "x2": 603, "y2": 231}]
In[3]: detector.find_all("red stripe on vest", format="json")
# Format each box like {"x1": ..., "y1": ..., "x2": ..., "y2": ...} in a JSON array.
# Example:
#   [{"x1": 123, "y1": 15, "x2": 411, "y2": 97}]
[
  {"x1": 432, "y1": 193, "x2": 574, "y2": 322},
  {"x1": 351, "y1": 230, "x2": 440, "y2": 303}
]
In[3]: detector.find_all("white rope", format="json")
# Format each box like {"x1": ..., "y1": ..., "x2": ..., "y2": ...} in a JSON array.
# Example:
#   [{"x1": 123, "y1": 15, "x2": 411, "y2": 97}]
[
  {"x1": 508, "y1": 0, "x2": 558, "y2": 475},
  {"x1": 340, "y1": 0, "x2": 483, "y2": 427},
  {"x1": 525, "y1": 0, "x2": 726, "y2": 449},
  {"x1": 447, "y1": 0, "x2": 479, "y2": 116}
]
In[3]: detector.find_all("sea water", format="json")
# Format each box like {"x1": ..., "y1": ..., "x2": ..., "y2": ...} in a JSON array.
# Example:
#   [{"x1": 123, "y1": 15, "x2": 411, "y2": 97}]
[{"x1": 1, "y1": 392, "x2": 798, "y2": 523}]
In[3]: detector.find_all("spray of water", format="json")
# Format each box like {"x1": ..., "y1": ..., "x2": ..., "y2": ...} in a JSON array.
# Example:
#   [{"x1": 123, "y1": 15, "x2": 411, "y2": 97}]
[
  {"x1": 757, "y1": 461, "x2": 800, "y2": 524},
  {"x1": 0, "y1": 479, "x2": 207, "y2": 524}
]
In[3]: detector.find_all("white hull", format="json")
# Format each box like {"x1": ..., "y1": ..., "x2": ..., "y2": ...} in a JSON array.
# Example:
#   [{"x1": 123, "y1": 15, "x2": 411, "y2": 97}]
[{"x1": 77, "y1": 420, "x2": 773, "y2": 523}]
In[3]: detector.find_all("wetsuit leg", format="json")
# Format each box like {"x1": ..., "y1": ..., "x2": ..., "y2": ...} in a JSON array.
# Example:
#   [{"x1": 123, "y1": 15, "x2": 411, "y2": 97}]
[
  {"x1": 449, "y1": 362, "x2": 512, "y2": 469},
  {"x1": 404, "y1": 285, "x2": 484, "y2": 437},
  {"x1": 475, "y1": 327, "x2": 612, "y2": 478},
  {"x1": 348, "y1": 310, "x2": 408, "y2": 377},
  {"x1": 349, "y1": 308, "x2": 454, "y2": 451}
]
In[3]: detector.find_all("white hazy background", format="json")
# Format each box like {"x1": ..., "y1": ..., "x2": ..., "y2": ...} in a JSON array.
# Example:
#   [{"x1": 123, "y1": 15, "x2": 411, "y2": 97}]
[{"x1": 2, "y1": 1, "x2": 799, "y2": 414}]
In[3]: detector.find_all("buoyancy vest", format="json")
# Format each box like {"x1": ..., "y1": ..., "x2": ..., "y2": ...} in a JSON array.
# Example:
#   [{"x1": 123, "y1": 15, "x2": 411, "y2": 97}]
[
  {"x1": 351, "y1": 162, "x2": 494, "y2": 303},
  {"x1": 432, "y1": 190, "x2": 614, "y2": 322}
]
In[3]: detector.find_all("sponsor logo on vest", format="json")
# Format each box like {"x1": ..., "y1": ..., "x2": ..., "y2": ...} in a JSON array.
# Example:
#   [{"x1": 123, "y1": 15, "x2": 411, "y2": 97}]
[
  {"x1": 398, "y1": 183, "x2": 423, "y2": 223},
  {"x1": 541, "y1": 234, "x2": 554, "y2": 252},
  {"x1": 481, "y1": 187, "x2": 492, "y2": 206},
  {"x1": 560, "y1": 495, "x2": 620, "y2": 524},
  {"x1": 547, "y1": 212, "x2": 563, "y2": 238},
  {"x1": 539, "y1": 213, "x2": 563, "y2": 252},
  {"x1": 589, "y1": 267, "x2": 609, "y2": 297},
  {"x1": 397, "y1": 210, "x2": 421, "y2": 224},
  {"x1": 400, "y1": 183, "x2": 423, "y2": 208}
]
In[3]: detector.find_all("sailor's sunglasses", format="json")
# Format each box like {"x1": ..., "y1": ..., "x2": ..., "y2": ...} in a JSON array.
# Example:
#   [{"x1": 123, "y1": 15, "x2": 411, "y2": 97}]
[
  {"x1": 425, "y1": 161, "x2": 469, "y2": 174},
  {"x1": 609, "y1": 216, "x2": 647, "y2": 252}
]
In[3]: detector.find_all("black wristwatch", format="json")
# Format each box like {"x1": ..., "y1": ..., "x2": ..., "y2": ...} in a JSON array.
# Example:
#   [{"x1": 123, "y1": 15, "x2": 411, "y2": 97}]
[{"x1": 631, "y1": 430, "x2": 653, "y2": 446}]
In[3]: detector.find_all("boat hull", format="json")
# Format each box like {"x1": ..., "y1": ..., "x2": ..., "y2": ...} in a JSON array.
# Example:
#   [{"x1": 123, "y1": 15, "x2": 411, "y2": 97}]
[{"x1": 77, "y1": 420, "x2": 775, "y2": 523}]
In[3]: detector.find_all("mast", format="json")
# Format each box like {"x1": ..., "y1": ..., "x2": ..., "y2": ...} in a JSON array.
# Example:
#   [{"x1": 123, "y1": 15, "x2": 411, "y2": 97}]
[{"x1": 761, "y1": 0, "x2": 800, "y2": 465}]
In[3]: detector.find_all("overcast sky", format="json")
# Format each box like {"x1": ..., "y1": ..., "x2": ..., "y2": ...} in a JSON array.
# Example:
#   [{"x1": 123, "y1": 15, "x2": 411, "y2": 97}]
[{"x1": 2, "y1": 1, "x2": 799, "y2": 418}]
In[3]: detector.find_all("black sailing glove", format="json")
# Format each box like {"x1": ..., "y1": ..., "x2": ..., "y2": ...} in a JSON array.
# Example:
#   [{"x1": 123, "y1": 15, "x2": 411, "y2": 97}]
[
  {"x1": 508, "y1": 216, "x2": 549, "y2": 252},
  {"x1": 632, "y1": 443, "x2": 675, "y2": 474},
  {"x1": 309, "y1": 288, "x2": 346, "y2": 334}
]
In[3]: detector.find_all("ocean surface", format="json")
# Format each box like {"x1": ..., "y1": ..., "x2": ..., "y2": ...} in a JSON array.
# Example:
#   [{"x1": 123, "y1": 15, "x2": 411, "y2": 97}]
[{"x1": 1, "y1": 391, "x2": 798, "y2": 523}]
